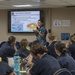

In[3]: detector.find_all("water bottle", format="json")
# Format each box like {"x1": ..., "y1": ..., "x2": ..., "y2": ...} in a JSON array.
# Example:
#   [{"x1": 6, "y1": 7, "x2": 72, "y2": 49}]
[
  {"x1": 0, "y1": 57, "x2": 2, "y2": 62},
  {"x1": 14, "y1": 55, "x2": 20, "y2": 75}
]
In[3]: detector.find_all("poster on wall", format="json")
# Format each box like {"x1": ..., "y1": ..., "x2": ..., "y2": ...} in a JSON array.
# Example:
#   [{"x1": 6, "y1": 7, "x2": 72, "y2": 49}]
[
  {"x1": 53, "y1": 20, "x2": 61, "y2": 26},
  {"x1": 61, "y1": 33, "x2": 70, "y2": 40},
  {"x1": 61, "y1": 20, "x2": 70, "y2": 26}
]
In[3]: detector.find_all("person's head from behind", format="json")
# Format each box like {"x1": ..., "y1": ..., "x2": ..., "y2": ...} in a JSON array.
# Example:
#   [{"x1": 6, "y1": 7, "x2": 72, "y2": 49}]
[
  {"x1": 20, "y1": 39, "x2": 28, "y2": 49},
  {"x1": 54, "y1": 41, "x2": 67, "y2": 56},
  {"x1": 69, "y1": 34, "x2": 75, "y2": 43},
  {"x1": 30, "y1": 40, "x2": 48, "y2": 59},
  {"x1": 48, "y1": 33, "x2": 57, "y2": 41},
  {"x1": 29, "y1": 40, "x2": 40, "y2": 48},
  {"x1": 38, "y1": 19, "x2": 43, "y2": 27},
  {"x1": 8, "y1": 36, "x2": 16, "y2": 46}
]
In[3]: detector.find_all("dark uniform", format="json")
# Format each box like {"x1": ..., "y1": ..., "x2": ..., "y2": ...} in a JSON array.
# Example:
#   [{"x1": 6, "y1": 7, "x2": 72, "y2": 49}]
[
  {"x1": 47, "y1": 41, "x2": 58, "y2": 58},
  {"x1": 30, "y1": 54, "x2": 60, "y2": 75},
  {"x1": 36, "y1": 26, "x2": 47, "y2": 46},
  {"x1": 16, "y1": 48, "x2": 30, "y2": 58},
  {"x1": 57, "y1": 53, "x2": 75, "y2": 75},
  {"x1": 0, "y1": 62, "x2": 13, "y2": 75},
  {"x1": 0, "y1": 42, "x2": 15, "y2": 62},
  {"x1": 68, "y1": 42, "x2": 75, "y2": 60}
]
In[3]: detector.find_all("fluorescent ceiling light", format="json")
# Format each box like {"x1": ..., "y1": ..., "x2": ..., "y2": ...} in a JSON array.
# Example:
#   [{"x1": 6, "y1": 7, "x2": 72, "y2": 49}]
[
  {"x1": 12, "y1": 5, "x2": 32, "y2": 7},
  {"x1": 32, "y1": 0, "x2": 40, "y2": 2}
]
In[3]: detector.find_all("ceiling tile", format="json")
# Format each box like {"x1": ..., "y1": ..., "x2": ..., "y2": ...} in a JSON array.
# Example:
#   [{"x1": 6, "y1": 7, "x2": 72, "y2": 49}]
[
  {"x1": 0, "y1": 0, "x2": 74, "y2": 9},
  {"x1": 61, "y1": 0, "x2": 75, "y2": 5}
]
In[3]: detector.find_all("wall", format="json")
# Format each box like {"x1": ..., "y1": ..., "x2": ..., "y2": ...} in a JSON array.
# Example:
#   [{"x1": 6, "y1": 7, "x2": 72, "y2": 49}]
[
  {"x1": 51, "y1": 8, "x2": 75, "y2": 40},
  {"x1": 1, "y1": 8, "x2": 75, "y2": 42},
  {"x1": 0, "y1": 9, "x2": 51, "y2": 42}
]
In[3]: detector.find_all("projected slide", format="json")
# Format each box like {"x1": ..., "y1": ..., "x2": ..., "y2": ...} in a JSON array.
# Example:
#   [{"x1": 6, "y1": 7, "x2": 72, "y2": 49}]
[{"x1": 11, "y1": 11, "x2": 40, "y2": 32}]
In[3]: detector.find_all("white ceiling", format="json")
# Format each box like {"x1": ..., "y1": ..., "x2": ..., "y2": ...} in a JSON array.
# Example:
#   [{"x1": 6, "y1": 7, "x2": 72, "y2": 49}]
[{"x1": 0, "y1": 0, "x2": 75, "y2": 10}]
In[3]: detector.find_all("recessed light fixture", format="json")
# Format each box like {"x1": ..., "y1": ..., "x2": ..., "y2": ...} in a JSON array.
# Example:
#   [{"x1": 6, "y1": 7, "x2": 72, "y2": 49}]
[
  {"x1": 12, "y1": 5, "x2": 32, "y2": 7},
  {"x1": 32, "y1": 0, "x2": 40, "y2": 2}
]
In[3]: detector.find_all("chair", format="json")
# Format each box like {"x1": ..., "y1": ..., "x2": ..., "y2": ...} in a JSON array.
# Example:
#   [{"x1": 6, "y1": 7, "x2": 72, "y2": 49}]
[{"x1": 53, "y1": 68, "x2": 72, "y2": 75}]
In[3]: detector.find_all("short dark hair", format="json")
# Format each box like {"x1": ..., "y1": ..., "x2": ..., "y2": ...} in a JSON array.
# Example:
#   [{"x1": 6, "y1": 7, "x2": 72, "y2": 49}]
[
  {"x1": 8, "y1": 36, "x2": 16, "y2": 44},
  {"x1": 55, "y1": 41, "x2": 67, "y2": 54},
  {"x1": 38, "y1": 19, "x2": 44, "y2": 23},
  {"x1": 30, "y1": 40, "x2": 48, "y2": 55}
]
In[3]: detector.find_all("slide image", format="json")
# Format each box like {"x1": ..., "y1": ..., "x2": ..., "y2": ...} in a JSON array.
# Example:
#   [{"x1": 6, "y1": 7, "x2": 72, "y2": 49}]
[
  {"x1": 11, "y1": 24, "x2": 23, "y2": 32},
  {"x1": 27, "y1": 23, "x2": 37, "y2": 30}
]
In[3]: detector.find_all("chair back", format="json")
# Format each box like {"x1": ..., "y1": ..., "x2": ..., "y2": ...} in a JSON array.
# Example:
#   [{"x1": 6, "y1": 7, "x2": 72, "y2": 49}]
[{"x1": 53, "y1": 68, "x2": 72, "y2": 75}]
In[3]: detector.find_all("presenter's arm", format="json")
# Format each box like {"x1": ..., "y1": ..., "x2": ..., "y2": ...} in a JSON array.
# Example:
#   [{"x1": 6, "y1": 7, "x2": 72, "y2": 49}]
[
  {"x1": 33, "y1": 29, "x2": 45, "y2": 38},
  {"x1": 39, "y1": 32, "x2": 45, "y2": 38}
]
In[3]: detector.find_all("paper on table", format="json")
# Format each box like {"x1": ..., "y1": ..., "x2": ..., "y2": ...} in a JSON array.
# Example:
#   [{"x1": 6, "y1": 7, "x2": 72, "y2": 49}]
[{"x1": 8, "y1": 57, "x2": 14, "y2": 67}]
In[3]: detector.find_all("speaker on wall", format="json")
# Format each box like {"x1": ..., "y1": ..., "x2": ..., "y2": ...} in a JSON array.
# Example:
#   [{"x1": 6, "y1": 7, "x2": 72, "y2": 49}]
[{"x1": 48, "y1": 29, "x2": 51, "y2": 33}]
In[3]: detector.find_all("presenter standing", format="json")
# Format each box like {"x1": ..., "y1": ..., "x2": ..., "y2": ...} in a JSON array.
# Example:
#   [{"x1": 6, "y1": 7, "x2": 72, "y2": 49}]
[{"x1": 33, "y1": 19, "x2": 47, "y2": 46}]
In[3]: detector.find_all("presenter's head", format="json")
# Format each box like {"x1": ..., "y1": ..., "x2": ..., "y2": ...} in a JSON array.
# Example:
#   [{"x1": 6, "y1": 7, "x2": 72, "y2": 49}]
[{"x1": 38, "y1": 19, "x2": 43, "y2": 27}]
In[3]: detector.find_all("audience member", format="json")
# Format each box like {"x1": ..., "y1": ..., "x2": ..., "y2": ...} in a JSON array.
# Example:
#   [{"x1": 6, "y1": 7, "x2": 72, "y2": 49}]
[
  {"x1": 66, "y1": 34, "x2": 75, "y2": 60},
  {"x1": 47, "y1": 33, "x2": 58, "y2": 58},
  {"x1": 0, "y1": 57, "x2": 16, "y2": 75},
  {"x1": 55, "y1": 41, "x2": 75, "y2": 75},
  {"x1": 26, "y1": 40, "x2": 60, "y2": 75},
  {"x1": 0, "y1": 36, "x2": 17, "y2": 62},
  {"x1": 16, "y1": 39, "x2": 30, "y2": 58}
]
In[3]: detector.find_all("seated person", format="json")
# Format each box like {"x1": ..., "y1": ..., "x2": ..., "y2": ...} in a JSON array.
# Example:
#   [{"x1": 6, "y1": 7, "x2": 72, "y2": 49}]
[
  {"x1": 47, "y1": 33, "x2": 57, "y2": 58},
  {"x1": 0, "y1": 57, "x2": 16, "y2": 75},
  {"x1": 47, "y1": 33, "x2": 58, "y2": 58},
  {"x1": 66, "y1": 34, "x2": 75, "y2": 60},
  {"x1": 55, "y1": 41, "x2": 75, "y2": 75},
  {"x1": 26, "y1": 40, "x2": 41, "y2": 68},
  {"x1": 0, "y1": 36, "x2": 17, "y2": 62},
  {"x1": 16, "y1": 39, "x2": 30, "y2": 58},
  {"x1": 26, "y1": 40, "x2": 60, "y2": 75}
]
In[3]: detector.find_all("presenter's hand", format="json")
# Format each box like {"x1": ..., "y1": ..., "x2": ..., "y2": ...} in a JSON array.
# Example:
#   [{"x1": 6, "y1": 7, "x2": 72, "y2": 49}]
[{"x1": 33, "y1": 29, "x2": 39, "y2": 33}]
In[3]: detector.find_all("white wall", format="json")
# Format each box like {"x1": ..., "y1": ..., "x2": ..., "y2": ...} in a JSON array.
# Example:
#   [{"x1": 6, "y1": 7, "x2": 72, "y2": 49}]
[
  {"x1": 51, "y1": 8, "x2": 75, "y2": 40},
  {"x1": 1, "y1": 8, "x2": 75, "y2": 42}
]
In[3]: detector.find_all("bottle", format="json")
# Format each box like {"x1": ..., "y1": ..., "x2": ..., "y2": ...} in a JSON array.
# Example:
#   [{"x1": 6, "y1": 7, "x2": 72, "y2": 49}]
[
  {"x1": 0, "y1": 57, "x2": 2, "y2": 62},
  {"x1": 14, "y1": 55, "x2": 20, "y2": 75}
]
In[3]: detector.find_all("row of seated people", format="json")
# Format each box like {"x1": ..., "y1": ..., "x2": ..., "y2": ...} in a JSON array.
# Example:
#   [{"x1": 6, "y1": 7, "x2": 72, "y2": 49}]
[
  {"x1": 47, "y1": 33, "x2": 75, "y2": 60},
  {"x1": 0, "y1": 33, "x2": 75, "y2": 75},
  {"x1": 0, "y1": 36, "x2": 30, "y2": 75},
  {"x1": 0, "y1": 39, "x2": 73, "y2": 75}
]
